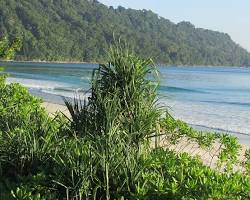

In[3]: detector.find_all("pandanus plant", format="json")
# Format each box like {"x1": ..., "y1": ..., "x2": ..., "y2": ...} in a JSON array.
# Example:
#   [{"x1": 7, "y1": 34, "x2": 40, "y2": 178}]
[
  {"x1": 64, "y1": 42, "x2": 161, "y2": 146},
  {"x1": 63, "y1": 42, "x2": 162, "y2": 199}
]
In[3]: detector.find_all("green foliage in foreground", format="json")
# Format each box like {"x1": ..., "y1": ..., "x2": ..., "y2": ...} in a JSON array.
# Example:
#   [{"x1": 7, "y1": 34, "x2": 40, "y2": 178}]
[
  {"x1": 0, "y1": 46, "x2": 250, "y2": 199},
  {"x1": 161, "y1": 114, "x2": 242, "y2": 171},
  {"x1": 139, "y1": 149, "x2": 250, "y2": 199},
  {"x1": 244, "y1": 149, "x2": 250, "y2": 174},
  {"x1": 1, "y1": 0, "x2": 250, "y2": 66}
]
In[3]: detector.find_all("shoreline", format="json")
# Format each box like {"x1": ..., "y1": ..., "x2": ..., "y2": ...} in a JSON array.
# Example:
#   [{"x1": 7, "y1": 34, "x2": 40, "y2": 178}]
[
  {"x1": 1, "y1": 60, "x2": 250, "y2": 68},
  {"x1": 0, "y1": 60, "x2": 97, "y2": 65},
  {"x1": 191, "y1": 124, "x2": 250, "y2": 145},
  {"x1": 43, "y1": 101, "x2": 250, "y2": 170},
  {"x1": 42, "y1": 102, "x2": 70, "y2": 117},
  {"x1": 42, "y1": 101, "x2": 250, "y2": 145}
]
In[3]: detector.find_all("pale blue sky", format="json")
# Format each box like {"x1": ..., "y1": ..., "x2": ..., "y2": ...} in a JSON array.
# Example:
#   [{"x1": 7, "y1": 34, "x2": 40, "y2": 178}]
[{"x1": 99, "y1": 0, "x2": 250, "y2": 51}]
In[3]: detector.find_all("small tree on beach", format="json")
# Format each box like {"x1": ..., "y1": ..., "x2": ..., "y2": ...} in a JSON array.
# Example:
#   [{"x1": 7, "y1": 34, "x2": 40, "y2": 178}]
[{"x1": 65, "y1": 42, "x2": 161, "y2": 147}]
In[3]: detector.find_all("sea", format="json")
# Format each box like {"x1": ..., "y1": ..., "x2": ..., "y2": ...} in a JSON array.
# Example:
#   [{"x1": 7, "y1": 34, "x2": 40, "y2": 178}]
[{"x1": 1, "y1": 61, "x2": 250, "y2": 143}]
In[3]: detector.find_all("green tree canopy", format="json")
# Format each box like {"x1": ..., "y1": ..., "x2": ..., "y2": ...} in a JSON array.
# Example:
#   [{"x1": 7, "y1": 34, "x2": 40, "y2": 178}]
[
  {"x1": 1, "y1": 0, "x2": 250, "y2": 66},
  {"x1": 0, "y1": 37, "x2": 21, "y2": 60}
]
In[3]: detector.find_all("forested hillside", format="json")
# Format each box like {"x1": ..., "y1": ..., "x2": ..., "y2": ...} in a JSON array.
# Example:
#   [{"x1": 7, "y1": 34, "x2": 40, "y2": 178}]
[{"x1": 1, "y1": 0, "x2": 250, "y2": 66}]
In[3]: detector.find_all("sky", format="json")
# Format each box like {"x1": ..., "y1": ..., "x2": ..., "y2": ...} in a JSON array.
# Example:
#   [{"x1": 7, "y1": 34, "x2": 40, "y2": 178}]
[{"x1": 98, "y1": 0, "x2": 250, "y2": 51}]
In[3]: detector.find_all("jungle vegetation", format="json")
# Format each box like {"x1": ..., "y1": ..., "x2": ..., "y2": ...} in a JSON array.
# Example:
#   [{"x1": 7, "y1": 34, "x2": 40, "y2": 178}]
[{"x1": 1, "y1": 0, "x2": 250, "y2": 66}]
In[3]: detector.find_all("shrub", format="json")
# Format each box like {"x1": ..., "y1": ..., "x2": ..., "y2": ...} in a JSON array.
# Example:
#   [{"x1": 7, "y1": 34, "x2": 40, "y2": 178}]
[
  {"x1": 135, "y1": 148, "x2": 250, "y2": 199},
  {"x1": 0, "y1": 76, "x2": 61, "y2": 178},
  {"x1": 61, "y1": 44, "x2": 161, "y2": 199},
  {"x1": 0, "y1": 76, "x2": 44, "y2": 131},
  {"x1": 65, "y1": 44, "x2": 161, "y2": 146},
  {"x1": 161, "y1": 114, "x2": 242, "y2": 172}
]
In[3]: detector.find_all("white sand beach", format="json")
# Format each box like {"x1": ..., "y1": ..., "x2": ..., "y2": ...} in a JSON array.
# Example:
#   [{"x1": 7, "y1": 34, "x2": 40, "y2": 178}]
[
  {"x1": 43, "y1": 101, "x2": 250, "y2": 171},
  {"x1": 42, "y1": 102, "x2": 70, "y2": 117}
]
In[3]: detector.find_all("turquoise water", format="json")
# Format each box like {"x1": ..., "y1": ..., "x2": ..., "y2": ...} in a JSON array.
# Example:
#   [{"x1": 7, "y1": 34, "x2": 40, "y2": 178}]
[{"x1": 1, "y1": 62, "x2": 250, "y2": 141}]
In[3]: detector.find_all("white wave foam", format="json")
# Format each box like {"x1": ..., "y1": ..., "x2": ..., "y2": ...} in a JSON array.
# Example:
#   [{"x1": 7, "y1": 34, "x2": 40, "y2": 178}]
[
  {"x1": 7, "y1": 77, "x2": 90, "y2": 99},
  {"x1": 7, "y1": 77, "x2": 250, "y2": 137},
  {"x1": 7, "y1": 77, "x2": 70, "y2": 90},
  {"x1": 41, "y1": 89, "x2": 90, "y2": 99},
  {"x1": 161, "y1": 99, "x2": 250, "y2": 136}
]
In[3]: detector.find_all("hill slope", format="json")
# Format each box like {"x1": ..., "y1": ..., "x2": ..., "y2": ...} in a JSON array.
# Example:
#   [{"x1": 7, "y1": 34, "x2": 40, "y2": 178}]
[{"x1": 1, "y1": 0, "x2": 250, "y2": 66}]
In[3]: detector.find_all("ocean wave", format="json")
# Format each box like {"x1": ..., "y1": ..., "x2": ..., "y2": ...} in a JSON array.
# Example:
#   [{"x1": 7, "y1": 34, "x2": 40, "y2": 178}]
[
  {"x1": 189, "y1": 123, "x2": 250, "y2": 136},
  {"x1": 159, "y1": 85, "x2": 208, "y2": 94},
  {"x1": 7, "y1": 77, "x2": 70, "y2": 90},
  {"x1": 6, "y1": 67, "x2": 250, "y2": 140},
  {"x1": 202, "y1": 100, "x2": 250, "y2": 107},
  {"x1": 41, "y1": 89, "x2": 90, "y2": 99},
  {"x1": 7, "y1": 77, "x2": 90, "y2": 99},
  {"x1": 53, "y1": 87, "x2": 89, "y2": 93},
  {"x1": 162, "y1": 99, "x2": 250, "y2": 137}
]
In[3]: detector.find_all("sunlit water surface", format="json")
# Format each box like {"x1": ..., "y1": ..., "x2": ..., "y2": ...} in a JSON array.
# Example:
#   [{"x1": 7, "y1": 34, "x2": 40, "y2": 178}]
[{"x1": 1, "y1": 62, "x2": 250, "y2": 142}]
